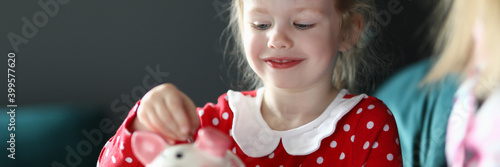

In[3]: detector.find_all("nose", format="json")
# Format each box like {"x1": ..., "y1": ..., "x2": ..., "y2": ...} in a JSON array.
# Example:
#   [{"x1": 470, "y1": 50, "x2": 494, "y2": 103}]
[{"x1": 267, "y1": 26, "x2": 293, "y2": 49}]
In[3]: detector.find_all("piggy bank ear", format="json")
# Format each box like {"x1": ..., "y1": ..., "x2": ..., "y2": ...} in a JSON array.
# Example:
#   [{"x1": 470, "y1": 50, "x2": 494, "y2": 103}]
[
  {"x1": 194, "y1": 127, "x2": 231, "y2": 158},
  {"x1": 132, "y1": 131, "x2": 168, "y2": 165}
]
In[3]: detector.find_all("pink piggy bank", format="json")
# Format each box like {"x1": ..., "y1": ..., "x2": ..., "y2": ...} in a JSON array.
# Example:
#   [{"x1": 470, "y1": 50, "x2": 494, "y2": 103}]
[{"x1": 132, "y1": 127, "x2": 245, "y2": 167}]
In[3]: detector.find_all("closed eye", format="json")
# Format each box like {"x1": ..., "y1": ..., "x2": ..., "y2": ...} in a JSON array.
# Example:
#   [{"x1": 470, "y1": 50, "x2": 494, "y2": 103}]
[
  {"x1": 294, "y1": 23, "x2": 315, "y2": 30},
  {"x1": 251, "y1": 23, "x2": 271, "y2": 30}
]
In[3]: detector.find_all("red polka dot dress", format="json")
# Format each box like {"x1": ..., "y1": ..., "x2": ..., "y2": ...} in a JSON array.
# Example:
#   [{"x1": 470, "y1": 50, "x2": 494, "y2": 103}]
[{"x1": 98, "y1": 88, "x2": 403, "y2": 166}]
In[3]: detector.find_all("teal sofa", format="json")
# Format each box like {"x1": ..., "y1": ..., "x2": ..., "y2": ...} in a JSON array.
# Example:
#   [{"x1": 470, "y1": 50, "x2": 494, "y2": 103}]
[
  {"x1": 0, "y1": 104, "x2": 113, "y2": 167},
  {"x1": 374, "y1": 58, "x2": 459, "y2": 167}
]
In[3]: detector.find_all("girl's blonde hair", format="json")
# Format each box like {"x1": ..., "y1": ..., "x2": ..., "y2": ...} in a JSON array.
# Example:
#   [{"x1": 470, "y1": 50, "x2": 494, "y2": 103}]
[
  {"x1": 424, "y1": 0, "x2": 500, "y2": 100},
  {"x1": 223, "y1": 0, "x2": 383, "y2": 94}
]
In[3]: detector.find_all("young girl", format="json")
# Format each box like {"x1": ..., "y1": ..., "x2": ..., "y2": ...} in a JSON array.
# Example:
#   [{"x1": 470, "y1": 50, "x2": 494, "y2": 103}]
[
  {"x1": 98, "y1": 0, "x2": 402, "y2": 166},
  {"x1": 424, "y1": 0, "x2": 500, "y2": 166}
]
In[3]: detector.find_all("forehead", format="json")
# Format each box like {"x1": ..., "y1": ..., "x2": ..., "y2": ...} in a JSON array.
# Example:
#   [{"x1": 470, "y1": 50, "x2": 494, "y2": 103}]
[{"x1": 243, "y1": 0, "x2": 336, "y2": 14}]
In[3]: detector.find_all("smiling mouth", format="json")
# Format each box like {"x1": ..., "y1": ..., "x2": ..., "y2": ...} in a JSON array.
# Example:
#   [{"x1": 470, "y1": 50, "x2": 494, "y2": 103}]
[{"x1": 263, "y1": 57, "x2": 304, "y2": 69}]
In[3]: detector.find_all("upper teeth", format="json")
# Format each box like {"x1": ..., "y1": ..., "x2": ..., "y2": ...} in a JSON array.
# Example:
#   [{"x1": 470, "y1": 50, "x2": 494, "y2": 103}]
[{"x1": 271, "y1": 60, "x2": 292, "y2": 63}]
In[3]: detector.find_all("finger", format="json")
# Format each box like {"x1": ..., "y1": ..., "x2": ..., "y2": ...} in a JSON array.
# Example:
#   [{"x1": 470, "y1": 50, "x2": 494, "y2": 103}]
[
  {"x1": 136, "y1": 105, "x2": 176, "y2": 144},
  {"x1": 135, "y1": 104, "x2": 156, "y2": 131},
  {"x1": 153, "y1": 101, "x2": 184, "y2": 140},
  {"x1": 146, "y1": 109, "x2": 179, "y2": 143},
  {"x1": 156, "y1": 84, "x2": 191, "y2": 138},
  {"x1": 164, "y1": 90, "x2": 192, "y2": 138},
  {"x1": 180, "y1": 92, "x2": 200, "y2": 135}
]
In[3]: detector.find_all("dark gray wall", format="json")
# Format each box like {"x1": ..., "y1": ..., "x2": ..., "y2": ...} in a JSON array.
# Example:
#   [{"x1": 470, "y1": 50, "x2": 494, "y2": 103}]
[{"x1": 1, "y1": 0, "x2": 230, "y2": 107}]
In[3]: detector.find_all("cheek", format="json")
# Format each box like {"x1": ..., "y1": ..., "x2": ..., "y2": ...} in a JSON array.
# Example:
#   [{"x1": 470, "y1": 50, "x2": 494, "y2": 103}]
[
  {"x1": 243, "y1": 31, "x2": 266, "y2": 60},
  {"x1": 301, "y1": 33, "x2": 338, "y2": 60}
]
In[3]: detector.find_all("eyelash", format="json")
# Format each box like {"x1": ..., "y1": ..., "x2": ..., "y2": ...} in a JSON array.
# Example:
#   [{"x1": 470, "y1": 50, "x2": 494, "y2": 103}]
[
  {"x1": 294, "y1": 23, "x2": 316, "y2": 30},
  {"x1": 251, "y1": 23, "x2": 316, "y2": 30},
  {"x1": 251, "y1": 23, "x2": 271, "y2": 30}
]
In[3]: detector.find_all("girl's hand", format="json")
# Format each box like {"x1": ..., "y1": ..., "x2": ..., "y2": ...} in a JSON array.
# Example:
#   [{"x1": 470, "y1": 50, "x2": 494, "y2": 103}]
[{"x1": 132, "y1": 83, "x2": 199, "y2": 144}]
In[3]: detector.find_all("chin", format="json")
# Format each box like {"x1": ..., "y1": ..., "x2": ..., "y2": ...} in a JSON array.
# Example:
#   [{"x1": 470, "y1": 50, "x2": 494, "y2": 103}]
[{"x1": 265, "y1": 79, "x2": 304, "y2": 90}]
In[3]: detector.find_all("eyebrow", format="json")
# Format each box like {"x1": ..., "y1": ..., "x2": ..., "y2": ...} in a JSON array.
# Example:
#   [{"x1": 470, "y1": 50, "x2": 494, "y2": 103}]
[
  {"x1": 247, "y1": 7, "x2": 268, "y2": 14},
  {"x1": 247, "y1": 7, "x2": 325, "y2": 16},
  {"x1": 295, "y1": 7, "x2": 325, "y2": 15}
]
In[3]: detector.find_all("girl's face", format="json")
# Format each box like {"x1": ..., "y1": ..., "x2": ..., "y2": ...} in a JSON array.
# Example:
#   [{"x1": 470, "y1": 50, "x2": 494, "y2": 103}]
[{"x1": 242, "y1": 0, "x2": 346, "y2": 90}]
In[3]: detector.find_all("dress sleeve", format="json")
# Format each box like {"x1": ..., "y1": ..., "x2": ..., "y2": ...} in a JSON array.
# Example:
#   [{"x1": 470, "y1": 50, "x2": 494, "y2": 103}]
[
  {"x1": 97, "y1": 102, "x2": 144, "y2": 167},
  {"x1": 352, "y1": 99, "x2": 403, "y2": 167},
  {"x1": 196, "y1": 94, "x2": 233, "y2": 137}
]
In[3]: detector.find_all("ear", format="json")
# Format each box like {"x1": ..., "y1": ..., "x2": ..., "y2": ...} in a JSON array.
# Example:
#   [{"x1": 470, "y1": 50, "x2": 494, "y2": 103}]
[
  {"x1": 131, "y1": 131, "x2": 169, "y2": 165},
  {"x1": 339, "y1": 14, "x2": 364, "y2": 52},
  {"x1": 194, "y1": 127, "x2": 231, "y2": 158}
]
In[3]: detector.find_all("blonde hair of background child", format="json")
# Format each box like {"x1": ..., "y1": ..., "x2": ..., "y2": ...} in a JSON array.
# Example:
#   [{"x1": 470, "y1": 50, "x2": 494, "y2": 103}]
[
  {"x1": 222, "y1": 0, "x2": 384, "y2": 94},
  {"x1": 424, "y1": 0, "x2": 500, "y2": 100}
]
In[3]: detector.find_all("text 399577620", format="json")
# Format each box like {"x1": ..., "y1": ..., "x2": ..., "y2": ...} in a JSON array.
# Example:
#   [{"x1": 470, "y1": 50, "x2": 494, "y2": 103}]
[{"x1": 7, "y1": 52, "x2": 17, "y2": 160}]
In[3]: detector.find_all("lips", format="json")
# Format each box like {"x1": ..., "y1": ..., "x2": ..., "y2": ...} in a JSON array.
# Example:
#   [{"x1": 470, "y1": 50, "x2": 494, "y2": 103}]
[{"x1": 263, "y1": 57, "x2": 304, "y2": 69}]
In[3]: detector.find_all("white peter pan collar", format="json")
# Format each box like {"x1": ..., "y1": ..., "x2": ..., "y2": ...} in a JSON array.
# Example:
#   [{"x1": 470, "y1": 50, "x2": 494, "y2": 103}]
[{"x1": 228, "y1": 87, "x2": 367, "y2": 157}]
